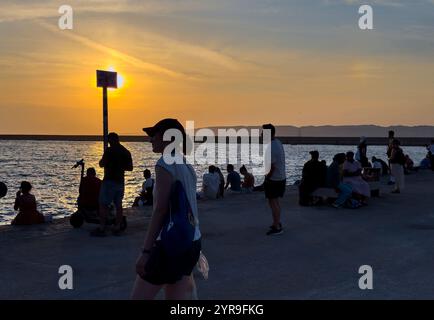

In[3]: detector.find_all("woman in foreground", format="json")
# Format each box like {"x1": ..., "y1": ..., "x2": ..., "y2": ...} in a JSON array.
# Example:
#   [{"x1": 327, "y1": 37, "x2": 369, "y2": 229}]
[{"x1": 131, "y1": 118, "x2": 201, "y2": 300}]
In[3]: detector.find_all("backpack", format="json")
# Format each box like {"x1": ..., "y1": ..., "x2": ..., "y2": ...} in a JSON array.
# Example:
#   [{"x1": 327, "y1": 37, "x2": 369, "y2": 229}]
[{"x1": 160, "y1": 180, "x2": 196, "y2": 257}]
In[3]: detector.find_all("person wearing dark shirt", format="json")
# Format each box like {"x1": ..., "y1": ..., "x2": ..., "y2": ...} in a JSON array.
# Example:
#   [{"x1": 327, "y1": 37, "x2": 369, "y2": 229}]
[
  {"x1": 389, "y1": 139, "x2": 405, "y2": 194},
  {"x1": 78, "y1": 168, "x2": 102, "y2": 211},
  {"x1": 92, "y1": 132, "x2": 133, "y2": 236},
  {"x1": 215, "y1": 167, "x2": 225, "y2": 198},
  {"x1": 356, "y1": 137, "x2": 370, "y2": 168},
  {"x1": 224, "y1": 164, "x2": 241, "y2": 192},
  {"x1": 12, "y1": 181, "x2": 45, "y2": 225},
  {"x1": 299, "y1": 151, "x2": 327, "y2": 206}
]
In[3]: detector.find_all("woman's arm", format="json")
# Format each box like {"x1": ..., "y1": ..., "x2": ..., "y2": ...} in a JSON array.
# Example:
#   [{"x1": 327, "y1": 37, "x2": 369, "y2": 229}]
[
  {"x1": 135, "y1": 166, "x2": 172, "y2": 278},
  {"x1": 141, "y1": 165, "x2": 172, "y2": 251}
]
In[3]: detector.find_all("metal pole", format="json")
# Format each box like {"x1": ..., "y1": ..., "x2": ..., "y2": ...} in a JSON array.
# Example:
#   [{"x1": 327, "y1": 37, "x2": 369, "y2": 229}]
[{"x1": 103, "y1": 86, "x2": 108, "y2": 151}]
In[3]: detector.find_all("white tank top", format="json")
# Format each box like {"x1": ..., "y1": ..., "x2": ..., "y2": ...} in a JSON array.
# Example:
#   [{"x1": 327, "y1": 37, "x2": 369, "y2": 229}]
[{"x1": 155, "y1": 155, "x2": 201, "y2": 241}]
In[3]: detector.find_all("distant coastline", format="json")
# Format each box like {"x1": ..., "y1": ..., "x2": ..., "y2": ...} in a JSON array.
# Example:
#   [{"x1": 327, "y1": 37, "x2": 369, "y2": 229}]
[{"x1": 0, "y1": 135, "x2": 430, "y2": 146}]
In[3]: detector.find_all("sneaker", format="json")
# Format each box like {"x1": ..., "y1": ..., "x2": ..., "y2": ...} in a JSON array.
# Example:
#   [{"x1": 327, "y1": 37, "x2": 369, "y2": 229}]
[
  {"x1": 269, "y1": 223, "x2": 282, "y2": 230},
  {"x1": 266, "y1": 225, "x2": 283, "y2": 236}
]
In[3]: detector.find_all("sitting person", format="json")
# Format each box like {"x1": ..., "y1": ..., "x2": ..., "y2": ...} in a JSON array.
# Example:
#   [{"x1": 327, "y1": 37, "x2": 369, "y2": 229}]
[
  {"x1": 12, "y1": 181, "x2": 45, "y2": 225},
  {"x1": 326, "y1": 153, "x2": 353, "y2": 208},
  {"x1": 215, "y1": 167, "x2": 225, "y2": 198},
  {"x1": 240, "y1": 165, "x2": 255, "y2": 193},
  {"x1": 298, "y1": 151, "x2": 327, "y2": 206},
  {"x1": 343, "y1": 151, "x2": 370, "y2": 203},
  {"x1": 78, "y1": 168, "x2": 102, "y2": 211},
  {"x1": 201, "y1": 165, "x2": 220, "y2": 199},
  {"x1": 404, "y1": 154, "x2": 416, "y2": 173},
  {"x1": 224, "y1": 164, "x2": 241, "y2": 192},
  {"x1": 371, "y1": 156, "x2": 389, "y2": 176},
  {"x1": 133, "y1": 169, "x2": 154, "y2": 206},
  {"x1": 420, "y1": 154, "x2": 431, "y2": 169}
]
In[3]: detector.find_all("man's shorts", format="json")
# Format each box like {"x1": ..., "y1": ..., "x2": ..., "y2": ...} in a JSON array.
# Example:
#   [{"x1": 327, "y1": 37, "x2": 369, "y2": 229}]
[
  {"x1": 99, "y1": 180, "x2": 124, "y2": 207},
  {"x1": 264, "y1": 179, "x2": 286, "y2": 199}
]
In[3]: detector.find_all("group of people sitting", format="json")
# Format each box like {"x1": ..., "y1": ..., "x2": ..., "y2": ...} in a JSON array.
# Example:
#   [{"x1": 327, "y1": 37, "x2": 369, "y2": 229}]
[
  {"x1": 199, "y1": 164, "x2": 255, "y2": 200},
  {"x1": 298, "y1": 137, "x2": 411, "y2": 208}
]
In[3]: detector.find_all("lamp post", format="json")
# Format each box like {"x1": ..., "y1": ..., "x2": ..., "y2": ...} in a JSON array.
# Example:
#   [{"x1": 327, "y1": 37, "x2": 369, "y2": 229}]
[{"x1": 96, "y1": 70, "x2": 117, "y2": 151}]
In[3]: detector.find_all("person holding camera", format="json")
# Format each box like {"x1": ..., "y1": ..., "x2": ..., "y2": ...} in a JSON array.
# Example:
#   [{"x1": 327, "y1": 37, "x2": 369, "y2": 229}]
[{"x1": 12, "y1": 181, "x2": 45, "y2": 225}]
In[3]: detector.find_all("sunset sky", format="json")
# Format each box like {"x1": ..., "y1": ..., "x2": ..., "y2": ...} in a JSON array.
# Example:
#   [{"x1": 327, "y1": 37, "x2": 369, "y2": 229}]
[{"x1": 0, "y1": 0, "x2": 434, "y2": 134}]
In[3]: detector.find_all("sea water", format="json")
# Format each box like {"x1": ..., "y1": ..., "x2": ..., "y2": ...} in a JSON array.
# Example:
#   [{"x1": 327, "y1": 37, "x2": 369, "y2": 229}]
[{"x1": 0, "y1": 140, "x2": 427, "y2": 225}]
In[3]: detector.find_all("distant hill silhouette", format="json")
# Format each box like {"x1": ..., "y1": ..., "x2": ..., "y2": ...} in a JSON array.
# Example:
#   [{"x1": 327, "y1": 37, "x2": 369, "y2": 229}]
[{"x1": 205, "y1": 125, "x2": 434, "y2": 138}]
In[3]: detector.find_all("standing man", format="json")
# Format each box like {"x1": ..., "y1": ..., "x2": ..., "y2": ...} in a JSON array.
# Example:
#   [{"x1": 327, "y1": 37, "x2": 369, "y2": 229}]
[
  {"x1": 262, "y1": 124, "x2": 286, "y2": 236},
  {"x1": 92, "y1": 132, "x2": 133, "y2": 236},
  {"x1": 386, "y1": 130, "x2": 396, "y2": 185}
]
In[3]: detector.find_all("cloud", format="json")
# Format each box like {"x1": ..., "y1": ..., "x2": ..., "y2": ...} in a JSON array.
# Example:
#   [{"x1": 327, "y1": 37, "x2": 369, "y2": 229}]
[{"x1": 37, "y1": 20, "x2": 184, "y2": 78}]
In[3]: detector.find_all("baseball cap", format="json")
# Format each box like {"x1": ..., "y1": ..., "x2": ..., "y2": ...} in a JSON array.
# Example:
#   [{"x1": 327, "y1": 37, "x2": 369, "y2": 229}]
[{"x1": 142, "y1": 118, "x2": 185, "y2": 137}]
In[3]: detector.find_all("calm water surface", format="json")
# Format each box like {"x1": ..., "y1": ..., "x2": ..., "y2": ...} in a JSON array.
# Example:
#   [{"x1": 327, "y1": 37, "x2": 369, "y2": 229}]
[{"x1": 0, "y1": 140, "x2": 427, "y2": 224}]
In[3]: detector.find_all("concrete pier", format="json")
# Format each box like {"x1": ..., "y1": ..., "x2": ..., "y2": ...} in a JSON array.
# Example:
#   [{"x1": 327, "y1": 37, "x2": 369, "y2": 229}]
[{"x1": 1, "y1": 171, "x2": 434, "y2": 299}]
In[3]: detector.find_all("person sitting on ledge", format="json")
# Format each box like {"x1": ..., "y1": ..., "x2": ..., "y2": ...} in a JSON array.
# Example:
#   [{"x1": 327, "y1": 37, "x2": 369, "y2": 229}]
[
  {"x1": 78, "y1": 168, "x2": 102, "y2": 211},
  {"x1": 133, "y1": 169, "x2": 154, "y2": 206},
  {"x1": 371, "y1": 156, "x2": 389, "y2": 176},
  {"x1": 298, "y1": 150, "x2": 327, "y2": 206},
  {"x1": 12, "y1": 181, "x2": 45, "y2": 225},
  {"x1": 343, "y1": 151, "x2": 370, "y2": 204},
  {"x1": 200, "y1": 165, "x2": 220, "y2": 200},
  {"x1": 404, "y1": 154, "x2": 416, "y2": 173},
  {"x1": 240, "y1": 165, "x2": 255, "y2": 193},
  {"x1": 420, "y1": 153, "x2": 431, "y2": 169},
  {"x1": 326, "y1": 153, "x2": 353, "y2": 208},
  {"x1": 224, "y1": 164, "x2": 241, "y2": 193}
]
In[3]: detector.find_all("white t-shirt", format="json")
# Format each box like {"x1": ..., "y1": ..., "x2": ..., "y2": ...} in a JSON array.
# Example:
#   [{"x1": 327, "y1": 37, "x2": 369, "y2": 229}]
[
  {"x1": 267, "y1": 138, "x2": 286, "y2": 181},
  {"x1": 202, "y1": 172, "x2": 219, "y2": 199},
  {"x1": 155, "y1": 156, "x2": 201, "y2": 241}
]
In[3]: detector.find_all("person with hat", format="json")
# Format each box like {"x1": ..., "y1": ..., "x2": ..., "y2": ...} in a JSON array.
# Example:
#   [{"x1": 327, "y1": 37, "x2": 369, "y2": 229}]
[
  {"x1": 131, "y1": 118, "x2": 201, "y2": 300},
  {"x1": 298, "y1": 150, "x2": 327, "y2": 206},
  {"x1": 91, "y1": 132, "x2": 133, "y2": 236}
]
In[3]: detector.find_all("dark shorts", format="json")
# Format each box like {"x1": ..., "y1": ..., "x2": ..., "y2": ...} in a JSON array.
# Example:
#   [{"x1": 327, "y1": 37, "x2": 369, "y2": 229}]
[
  {"x1": 143, "y1": 239, "x2": 201, "y2": 286},
  {"x1": 264, "y1": 179, "x2": 286, "y2": 199},
  {"x1": 99, "y1": 180, "x2": 124, "y2": 207}
]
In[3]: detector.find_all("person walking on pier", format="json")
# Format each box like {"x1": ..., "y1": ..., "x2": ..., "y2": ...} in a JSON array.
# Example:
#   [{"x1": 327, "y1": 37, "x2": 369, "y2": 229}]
[{"x1": 132, "y1": 118, "x2": 201, "y2": 300}]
